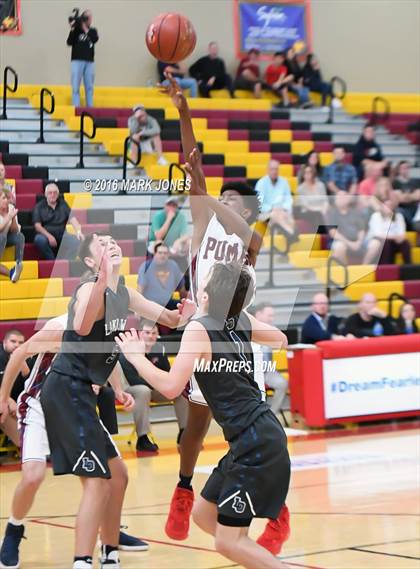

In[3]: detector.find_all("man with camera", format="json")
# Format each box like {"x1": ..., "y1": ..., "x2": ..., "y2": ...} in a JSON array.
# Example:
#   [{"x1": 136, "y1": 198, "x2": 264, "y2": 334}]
[{"x1": 67, "y1": 9, "x2": 98, "y2": 107}]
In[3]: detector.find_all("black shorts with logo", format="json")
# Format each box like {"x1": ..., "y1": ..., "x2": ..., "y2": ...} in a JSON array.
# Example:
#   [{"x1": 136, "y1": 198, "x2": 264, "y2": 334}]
[
  {"x1": 201, "y1": 411, "x2": 291, "y2": 525},
  {"x1": 40, "y1": 371, "x2": 119, "y2": 478}
]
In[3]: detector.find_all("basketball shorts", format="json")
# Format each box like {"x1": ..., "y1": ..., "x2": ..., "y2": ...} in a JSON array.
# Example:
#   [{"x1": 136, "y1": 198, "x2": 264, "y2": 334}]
[
  {"x1": 40, "y1": 372, "x2": 120, "y2": 478},
  {"x1": 17, "y1": 395, "x2": 49, "y2": 463},
  {"x1": 201, "y1": 411, "x2": 290, "y2": 524}
]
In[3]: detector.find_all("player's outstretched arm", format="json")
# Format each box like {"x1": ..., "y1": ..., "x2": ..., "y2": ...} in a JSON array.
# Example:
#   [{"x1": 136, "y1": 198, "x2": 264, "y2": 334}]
[
  {"x1": 0, "y1": 326, "x2": 63, "y2": 417},
  {"x1": 116, "y1": 321, "x2": 208, "y2": 400},
  {"x1": 248, "y1": 313, "x2": 288, "y2": 350},
  {"x1": 127, "y1": 287, "x2": 196, "y2": 329},
  {"x1": 160, "y1": 74, "x2": 211, "y2": 245}
]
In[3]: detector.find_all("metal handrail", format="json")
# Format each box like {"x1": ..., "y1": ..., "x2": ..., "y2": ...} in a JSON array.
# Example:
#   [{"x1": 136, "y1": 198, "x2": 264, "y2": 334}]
[
  {"x1": 1, "y1": 66, "x2": 18, "y2": 120},
  {"x1": 122, "y1": 135, "x2": 142, "y2": 180},
  {"x1": 168, "y1": 162, "x2": 187, "y2": 194},
  {"x1": 76, "y1": 112, "x2": 96, "y2": 168},
  {"x1": 387, "y1": 291, "x2": 407, "y2": 318},
  {"x1": 327, "y1": 75, "x2": 347, "y2": 125},
  {"x1": 326, "y1": 255, "x2": 349, "y2": 300},
  {"x1": 265, "y1": 223, "x2": 290, "y2": 287},
  {"x1": 370, "y1": 96, "x2": 391, "y2": 125},
  {"x1": 37, "y1": 88, "x2": 55, "y2": 143}
]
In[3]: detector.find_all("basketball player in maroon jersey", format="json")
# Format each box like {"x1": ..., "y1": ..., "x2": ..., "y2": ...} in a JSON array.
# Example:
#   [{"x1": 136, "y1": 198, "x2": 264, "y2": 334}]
[{"x1": 160, "y1": 73, "x2": 290, "y2": 554}]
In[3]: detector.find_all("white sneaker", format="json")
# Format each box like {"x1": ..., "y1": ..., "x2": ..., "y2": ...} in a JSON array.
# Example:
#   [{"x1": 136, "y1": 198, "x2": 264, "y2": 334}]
[
  {"x1": 73, "y1": 561, "x2": 92, "y2": 569},
  {"x1": 10, "y1": 262, "x2": 23, "y2": 283},
  {"x1": 100, "y1": 547, "x2": 120, "y2": 568},
  {"x1": 321, "y1": 105, "x2": 330, "y2": 112},
  {"x1": 157, "y1": 156, "x2": 168, "y2": 166},
  {"x1": 332, "y1": 97, "x2": 342, "y2": 108}
]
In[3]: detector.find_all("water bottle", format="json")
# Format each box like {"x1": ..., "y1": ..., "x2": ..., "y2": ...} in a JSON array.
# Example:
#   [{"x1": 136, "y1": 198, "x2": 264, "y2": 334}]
[{"x1": 372, "y1": 321, "x2": 383, "y2": 336}]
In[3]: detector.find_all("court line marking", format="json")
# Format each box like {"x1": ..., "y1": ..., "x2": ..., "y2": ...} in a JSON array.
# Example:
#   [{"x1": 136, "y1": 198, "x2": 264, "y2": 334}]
[
  {"x1": 349, "y1": 546, "x2": 420, "y2": 561},
  {"x1": 290, "y1": 511, "x2": 419, "y2": 517},
  {"x1": 282, "y1": 538, "x2": 419, "y2": 561}
]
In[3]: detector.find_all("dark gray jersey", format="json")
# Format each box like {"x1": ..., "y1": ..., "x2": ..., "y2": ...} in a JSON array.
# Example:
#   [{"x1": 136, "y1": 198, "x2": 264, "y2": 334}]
[
  {"x1": 193, "y1": 312, "x2": 270, "y2": 441},
  {"x1": 51, "y1": 278, "x2": 129, "y2": 385}
]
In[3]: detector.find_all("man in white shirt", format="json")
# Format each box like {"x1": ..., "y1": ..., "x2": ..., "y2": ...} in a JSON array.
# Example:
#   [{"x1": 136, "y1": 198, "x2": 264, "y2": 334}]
[{"x1": 255, "y1": 160, "x2": 296, "y2": 243}]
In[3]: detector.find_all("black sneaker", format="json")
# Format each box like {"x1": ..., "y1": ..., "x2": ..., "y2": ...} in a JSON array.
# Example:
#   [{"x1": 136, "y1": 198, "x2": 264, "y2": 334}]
[
  {"x1": 0, "y1": 523, "x2": 25, "y2": 568},
  {"x1": 119, "y1": 531, "x2": 149, "y2": 551},
  {"x1": 136, "y1": 435, "x2": 159, "y2": 456}
]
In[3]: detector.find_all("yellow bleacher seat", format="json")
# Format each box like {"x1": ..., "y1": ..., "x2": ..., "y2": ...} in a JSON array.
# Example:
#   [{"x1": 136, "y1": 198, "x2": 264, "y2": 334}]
[
  {"x1": 291, "y1": 141, "x2": 314, "y2": 155},
  {"x1": 203, "y1": 141, "x2": 249, "y2": 154},
  {"x1": 64, "y1": 193, "x2": 92, "y2": 209},
  {"x1": 0, "y1": 261, "x2": 38, "y2": 280},
  {"x1": 0, "y1": 297, "x2": 70, "y2": 320},
  {"x1": 246, "y1": 165, "x2": 267, "y2": 179},
  {"x1": 0, "y1": 246, "x2": 15, "y2": 262},
  {"x1": 224, "y1": 152, "x2": 270, "y2": 166},
  {"x1": 194, "y1": 129, "x2": 228, "y2": 141},
  {"x1": 269, "y1": 130, "x2": 293, "y2": 143},
  {"x1": 0, "y1": 278, "x2": 63, "y2": 301},
  {"x1": 288, "y1": 250, "x2": 329, "y2": 269},
  {"x1": 406, "y1": 232, "x2": 417, "y2": 247},
  {"x1": 314, "y1": 265, "x2": 376, "y2": 286},
  {"x1": 345, "y1": 280, "x2": 404, "y2": 302},
  {"x1": 272, "y1": 349, "x2": 288, "y2": 371},
  {"x1": 320, "y1": 152, "x2": 334, "y2": 167},
  {"x1": 378, "y1": 299, "x2": 404, "y2": 319}
]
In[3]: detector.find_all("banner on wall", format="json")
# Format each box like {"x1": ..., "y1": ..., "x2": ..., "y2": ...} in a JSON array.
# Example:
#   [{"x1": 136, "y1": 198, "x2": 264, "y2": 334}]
[
  {"x1": 0, "y1": 0, "x2": 21, "y2": 35},
  {"x1": 235, "y1": 0, "x2": 311, "y2": 56}
]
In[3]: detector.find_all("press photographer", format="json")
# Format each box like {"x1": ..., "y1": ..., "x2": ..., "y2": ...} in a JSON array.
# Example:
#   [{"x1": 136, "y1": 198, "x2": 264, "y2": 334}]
[{"x1": 66, "y1": 8, "x2": 98, "y2": 107}]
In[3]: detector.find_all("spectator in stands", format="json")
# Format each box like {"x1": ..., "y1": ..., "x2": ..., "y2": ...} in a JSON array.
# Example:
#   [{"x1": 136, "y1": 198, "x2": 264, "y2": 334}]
[
  {"x1": 301, "y1": 293, "x2": 347, "y2": 343},
  {"x1": 0, "y1": 162, "x2": 14, "y2": 198},
  {"x1": 393, "y1": 161, "x2": 420, "y2": 230},
  {"x1": 0, "y1": 189, "x2": 24, "y2": 282},
  {"x1": 189, "y1": 41, "x2": 234, "y2": 98},
  {"x1": 251, "y1": 303, "x2": 288, "y2": 416},
  {"x1": 255, "y1": 159, "x2": 296, "y2": 243},
  {"x1": 138, "y1": 242, "x2": 187, "y2": 309},
  {"x1": 33, "y1": 183, "x2": 82, "y2": 260},
  {"x1": 234, "y1": 48, "x2": 263, "y2": 98},
  {"x1": 298, "y1": 150, "x2": 324, "y2": 182},
  {"x1": 157, "y1": 60, "x2": 198, "y2": 98},
  {"x1": 119, "y1": 320, "x2": 188, "y2": 454},
  {"x1": 326, "y1": 191, "x2": 378, "y2": 264},
  {"x1": 264, "y1": 51, "x2": 290, "y2": 107},
  {"x1": 366, "y1": 194, "x2": 412, "y2": 265},
  {"x1": 67, "y1": 9, "x2": 98, "y2": 107},
  {"x1": 358, "y1": 162, "x2": 384, "y2": 197},
  {"x1": 0, "y1": 330, "x2": 29, "y2": 402},
  {"x1": 302, "y1": 54, "x2": 340, "y2": 109},
  {"x1": 128, "y1": 104, "x2": 167, "y2": 166},
  {"x1": 285, "y1": 47, "x2": 311, "y2": 108},
  {"x1": 393, "y1": 303, "x2": 418, "y2": 335},
  {"x1": 148, "y1": 196, "x2": 189, "y2": 254},
  {"x1": 324, "y1": 146, "x2": 358, "y2": 195},
  {"x1": 352, "y1": 124, "x2": 387, "y2": 180},
  {"x1": 343, "y1": 293, "x2": 394, "y2": 337},
  {"x1": 295, "y1": 165, "x2": 328, "y2": 229}
]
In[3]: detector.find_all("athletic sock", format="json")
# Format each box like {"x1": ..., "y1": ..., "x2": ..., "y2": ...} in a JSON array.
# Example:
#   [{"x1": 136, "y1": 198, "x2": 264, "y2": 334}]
[
  {"x1": 177, "y1": 473, "x2": 193, "y2": 490},
  {"x1": 8, "y1": 516, "x2": 24, "y2": 526}
]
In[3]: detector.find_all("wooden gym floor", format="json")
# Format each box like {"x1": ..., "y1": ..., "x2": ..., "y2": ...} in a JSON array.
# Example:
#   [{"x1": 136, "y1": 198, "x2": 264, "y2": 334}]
[{"x1": 0, "y1": 420, "x2": 419, "y2": 568}]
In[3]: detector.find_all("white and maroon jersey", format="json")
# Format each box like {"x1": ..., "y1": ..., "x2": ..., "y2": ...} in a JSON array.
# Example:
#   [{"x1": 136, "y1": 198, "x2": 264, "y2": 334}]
[{"x1": 190, "y1": 214, "x2": 256, "y2": 305}]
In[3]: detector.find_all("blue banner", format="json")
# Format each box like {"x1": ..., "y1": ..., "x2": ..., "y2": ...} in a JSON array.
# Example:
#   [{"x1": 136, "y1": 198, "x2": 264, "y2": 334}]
[{"x1": 238, "y1": 2, "x2": 307, "y2": 54}]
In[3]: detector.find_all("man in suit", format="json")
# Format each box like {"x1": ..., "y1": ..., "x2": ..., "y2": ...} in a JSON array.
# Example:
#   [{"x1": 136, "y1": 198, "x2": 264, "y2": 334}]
[{"x1": 301, "y1": 293, "x2": 347, "y2": 343}]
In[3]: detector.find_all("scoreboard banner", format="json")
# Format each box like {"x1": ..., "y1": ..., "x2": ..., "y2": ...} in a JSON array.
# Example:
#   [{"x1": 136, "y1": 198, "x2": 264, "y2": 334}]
[{"x1": 234, "y1": 0, "x2": 311, "y2": 57}]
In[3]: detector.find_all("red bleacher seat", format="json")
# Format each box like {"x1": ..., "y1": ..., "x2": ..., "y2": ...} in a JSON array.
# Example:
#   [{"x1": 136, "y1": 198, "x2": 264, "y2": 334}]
[
  {"x1": 63, "y1": 277, "x2": 81, "y2": 296},
  {"x1": 314, "y1": 142, "x2": 333, "y2": 152},
  {"x1": 293, "y1": 131, "x2": 312, "y2": 141},
  {"x1": 207, "y1": 118, "x2": 228, "y2": 129},
  {"x1": 0, "y1": 319, "x2": 48, "y2": 341},
  {"x1": 129, "y1": 256, "x2": 147, "y2": 274},
  {"x1": 229, "y1": 130, "x2": 249, "y2": 140},
  {"x1": 16, "y1": 179, "x2": 43, "y2": 194},
  {"x1": 16, "y1": 194, "x2": 36, "y2": 209},
  {"x1": 376, "y1": 265, "x2": 400, "y2": 281},
  {"x1": 403, "y1": 280, "x2": 420, "y2": 298},
  {"x1": 37, "y1": 260, "x2": 70, "y2": 279},
  {"x1": 249, "y1": 141, "x2": 270, "y2": 152},
  {"x1": 4, "y1": 165, "x2": 22, "y2": 179},
  {"x1": 271, "y1": 120, "x2": 292, "y2": 129},
  {"x1": 24, "y1": 243, "x2": 43, "y2": 260},
  {"x1": 119, "y1": 240, "x2": 134, "y2": 256},
  {"x1": 202, "y1": 165, "x2": 224, "y2": 177}
]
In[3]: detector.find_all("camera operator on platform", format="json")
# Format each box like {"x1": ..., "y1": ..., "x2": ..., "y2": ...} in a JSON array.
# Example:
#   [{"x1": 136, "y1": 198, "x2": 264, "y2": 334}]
[{"x1": 67, "y1": 8, "x2": 98, "y2": 107}]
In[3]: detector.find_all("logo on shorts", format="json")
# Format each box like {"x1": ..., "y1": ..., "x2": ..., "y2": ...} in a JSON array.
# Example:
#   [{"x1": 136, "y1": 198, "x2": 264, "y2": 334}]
[
  {"x1": 81, "y1": 457, "x2": 95, "y2": 472},
  {"x1": 232, "y1": 496, "x2": 246, "y2": 514}
]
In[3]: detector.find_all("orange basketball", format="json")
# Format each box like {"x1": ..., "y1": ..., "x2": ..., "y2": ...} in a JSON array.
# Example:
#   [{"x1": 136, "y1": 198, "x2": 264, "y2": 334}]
[{"x1": 145, "y1": 13, "x2": 196, "y2": 64}]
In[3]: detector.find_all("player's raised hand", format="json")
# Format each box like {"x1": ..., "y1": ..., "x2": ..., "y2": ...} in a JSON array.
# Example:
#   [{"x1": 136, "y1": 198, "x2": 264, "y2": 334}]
[
  {"x1": 184, "y1": 147, "x2": 207, "y2": 197},
  {"x1": 96, "y1": 237, "x2": 112, "y2": 284},
  {"x1": 159, "y1": 72, "x2": 188, "y2": 111},
  {"x1": 177, "y1": 298, "x2": 197, "y2": 326},
  {"x1": 116, "y1": 329, "x2": 146, "y2": 364}
]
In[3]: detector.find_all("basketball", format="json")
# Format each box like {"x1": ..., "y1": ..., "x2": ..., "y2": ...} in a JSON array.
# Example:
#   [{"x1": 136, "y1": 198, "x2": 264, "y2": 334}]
[{"x1": 145, "y1": 13, "x2": 197, "y2": 63}]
